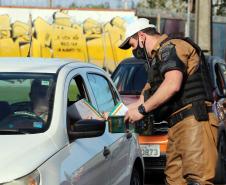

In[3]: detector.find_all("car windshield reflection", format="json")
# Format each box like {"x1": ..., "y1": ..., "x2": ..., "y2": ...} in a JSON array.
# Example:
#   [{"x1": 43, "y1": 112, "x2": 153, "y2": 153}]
[
  {"x1": 0, "y1": 73, "x2": 56, "y2": 134},
  {"x1": 112, "y1": 62, "x2": 148, "y2": 95}
]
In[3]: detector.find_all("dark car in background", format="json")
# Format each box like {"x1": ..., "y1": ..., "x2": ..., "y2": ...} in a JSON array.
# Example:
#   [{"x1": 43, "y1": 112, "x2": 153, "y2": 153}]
[
  {"x1": 112, "y1": 56, "x2": 226, "y2": 184},
  {"x1": 111, "y1": 57, "x2": 148, "y2": 105},
  {"x1": 205, "y1": 56, "x2": 226, "y2": 184}
]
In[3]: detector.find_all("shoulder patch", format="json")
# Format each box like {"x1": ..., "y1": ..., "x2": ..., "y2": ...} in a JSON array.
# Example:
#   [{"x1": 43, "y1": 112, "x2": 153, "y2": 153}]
[{"x1": 159, "y1": 42, "x2": 175, "y2": 62}]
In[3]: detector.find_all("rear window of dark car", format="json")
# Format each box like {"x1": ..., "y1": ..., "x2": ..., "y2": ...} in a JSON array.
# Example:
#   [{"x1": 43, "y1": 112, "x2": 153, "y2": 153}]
[{"x1": 112, "y1": 63, "x2": 148, "y2": 95}]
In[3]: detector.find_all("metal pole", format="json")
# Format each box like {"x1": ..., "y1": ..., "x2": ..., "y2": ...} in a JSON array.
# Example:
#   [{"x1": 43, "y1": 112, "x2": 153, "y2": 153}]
[
  {"x1": 27, "y1": 13, "x2": 33, "y2": 57},
  {"x1": 185, "y1": 0, "x2": 191, "y2": 37},
  {"x1": 194, "y1": 0, "x2": 199, "y2": 43},
  {"x1": 101, "y1": 25, "x2": 109, "y2": 73},
  {"x1": 157, "y1": 13, "x2": 161, "y2": 33},
  {"x1": 210, "y1": 0, "x2": 213, "y2": 55},
  {"x1": 124, "y1": 0, "x2": 128, "y2": 9},
  {"x1": 195, "y1": 0, "x2": 212, "y2": 54},
  {"x1": 49, "y1": 0, "x2": 52, "y2": 8}
]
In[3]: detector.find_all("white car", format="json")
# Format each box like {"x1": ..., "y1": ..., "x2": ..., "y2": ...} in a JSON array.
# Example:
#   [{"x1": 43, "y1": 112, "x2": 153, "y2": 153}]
[{"x1": 0, "y1": 58, "x2": 144, "y2": 185}]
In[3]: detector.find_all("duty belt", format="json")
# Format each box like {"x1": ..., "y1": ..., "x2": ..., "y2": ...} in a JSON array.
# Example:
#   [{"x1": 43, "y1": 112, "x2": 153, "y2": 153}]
[{"x1": 168, "y1": 106, "x2": 213, "y2": 128}]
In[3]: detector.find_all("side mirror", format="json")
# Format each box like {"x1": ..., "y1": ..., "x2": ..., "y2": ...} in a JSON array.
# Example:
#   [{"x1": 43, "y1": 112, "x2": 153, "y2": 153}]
[{"x1": 68, "y1": 119, "x2": 106, "y2": 140}]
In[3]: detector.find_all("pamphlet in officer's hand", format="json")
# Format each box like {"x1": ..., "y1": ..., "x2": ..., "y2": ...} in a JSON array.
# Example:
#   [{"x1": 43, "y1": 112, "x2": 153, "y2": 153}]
[
  {"x1": 67, "y1": 99, "x2": 103, "y2": 120},
  {"x1": 108, "y1": 102, "x2": 131, "y2": 133},
  {"x1": 109, "y1": 102, "x2": 128, "y2": 116}
]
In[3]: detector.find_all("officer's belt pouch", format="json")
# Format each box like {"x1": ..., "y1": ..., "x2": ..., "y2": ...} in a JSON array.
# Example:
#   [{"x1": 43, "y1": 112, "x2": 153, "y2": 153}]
[{"x1": 192, "y1": 100, "x2": 208, "y2": 121}]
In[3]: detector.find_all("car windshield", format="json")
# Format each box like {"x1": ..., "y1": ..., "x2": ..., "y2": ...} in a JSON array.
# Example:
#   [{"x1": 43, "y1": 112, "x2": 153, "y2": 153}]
[
  {"x1": 0, "y1": 73, "x2": 56, "y2": 134},
  {"x1": 112, "y1": 63, "x2": 148, "y2": 95}
]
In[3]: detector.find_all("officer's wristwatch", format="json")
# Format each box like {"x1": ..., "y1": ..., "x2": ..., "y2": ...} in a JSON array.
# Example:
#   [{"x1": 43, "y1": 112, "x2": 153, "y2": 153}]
[{"x1": 138, "y1": 104, "x2": 148, "y2": 115}]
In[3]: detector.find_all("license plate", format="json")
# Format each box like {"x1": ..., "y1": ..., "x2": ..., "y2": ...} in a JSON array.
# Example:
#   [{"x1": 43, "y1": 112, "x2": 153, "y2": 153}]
[{"x1": 140, "y1": 144, "x2": 160, "y2": 157}]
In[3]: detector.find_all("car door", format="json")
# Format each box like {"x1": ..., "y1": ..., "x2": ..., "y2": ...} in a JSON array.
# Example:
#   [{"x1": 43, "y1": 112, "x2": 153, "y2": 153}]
[
  {"x1": 213, "y1": 61, "x2": 226, "y2": 184},
  {"x1": 215, "y1": 62, "x2": 226, "y2": 97},
  {"x1": 63, "y1": 68, "x2": 112, "y2": 185},
  {"x1": 86, "y1": 71, "x2": 132, "y2": 185}
]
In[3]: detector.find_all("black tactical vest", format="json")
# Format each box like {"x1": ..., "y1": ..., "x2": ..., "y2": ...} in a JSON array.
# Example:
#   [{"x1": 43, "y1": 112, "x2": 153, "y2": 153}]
[{"x1": 144, "y1": 37, "x2": 213, "y2": 122}]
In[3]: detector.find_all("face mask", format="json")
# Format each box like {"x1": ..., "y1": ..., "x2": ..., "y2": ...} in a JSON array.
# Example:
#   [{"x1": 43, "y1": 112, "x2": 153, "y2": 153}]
[
  {"x1": 132, "y1": 41, "x2": 146, "y2": 60},
  {"x1": 132, "y1": 38, "x2": 151, "y2": 69}
]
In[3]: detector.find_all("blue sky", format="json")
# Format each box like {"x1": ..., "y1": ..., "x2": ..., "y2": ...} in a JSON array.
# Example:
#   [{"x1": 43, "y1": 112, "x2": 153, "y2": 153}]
[{"x1": 1, "y1": 0, "x2": 139, "y2": 8}]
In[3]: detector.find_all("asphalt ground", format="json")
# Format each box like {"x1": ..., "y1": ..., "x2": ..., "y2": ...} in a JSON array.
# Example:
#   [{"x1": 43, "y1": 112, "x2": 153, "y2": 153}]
[
  {"x1": 144, "y1": 170, "x2": 165, "y2": 185},
  {"x1": 144, "y1": 171, "x2": 226, "y2": 185}
]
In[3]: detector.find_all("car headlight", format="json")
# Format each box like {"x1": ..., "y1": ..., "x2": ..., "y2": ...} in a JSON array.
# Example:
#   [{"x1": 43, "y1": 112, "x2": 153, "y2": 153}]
[{"x1": 3, "y1": 170, "x2": 40, "y2": 185}]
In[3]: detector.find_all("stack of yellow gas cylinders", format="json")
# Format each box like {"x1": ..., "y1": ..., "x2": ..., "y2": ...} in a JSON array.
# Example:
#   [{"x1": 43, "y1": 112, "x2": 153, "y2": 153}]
[{"x1": 0, "y1": 10, "x2": 132, "y2": 72}]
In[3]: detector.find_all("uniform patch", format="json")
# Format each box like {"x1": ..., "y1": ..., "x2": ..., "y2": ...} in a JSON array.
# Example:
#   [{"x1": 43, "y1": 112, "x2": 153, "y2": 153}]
[{"x1": 159, "y1": 43, "x2": 175, "y2": 62}]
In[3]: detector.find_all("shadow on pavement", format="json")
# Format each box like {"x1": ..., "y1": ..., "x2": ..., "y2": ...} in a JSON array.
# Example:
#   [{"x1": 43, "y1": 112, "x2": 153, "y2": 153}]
[{"x1": 145, "y1": 170, "x2": 165, "y2": 185}]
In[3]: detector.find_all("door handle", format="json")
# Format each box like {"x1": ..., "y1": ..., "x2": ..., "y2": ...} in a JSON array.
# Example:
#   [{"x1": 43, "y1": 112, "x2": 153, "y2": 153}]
[{"x1": 103, "y1": 146, "x2": 110, "y2": 157}]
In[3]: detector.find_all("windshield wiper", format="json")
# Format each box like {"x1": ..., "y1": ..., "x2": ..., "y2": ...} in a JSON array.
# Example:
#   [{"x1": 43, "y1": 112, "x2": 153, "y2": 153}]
[{"x1": 0, "y1": 129, "x2": 29, "y2": 135}]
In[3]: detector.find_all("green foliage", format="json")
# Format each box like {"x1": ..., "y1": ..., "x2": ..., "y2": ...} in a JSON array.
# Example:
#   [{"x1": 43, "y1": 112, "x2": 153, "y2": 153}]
[
  {"x1": 169, "y1": 0, "x2": 187, "y2": 12},
  {"x1": 87, "y1": 4, "x2": 105, "y2": 8},
  {"x1": 69, "y1": 2, "x2": 110, "y2": 9},
  {"x1": 147, "y1": 0, "x2": 166, "y2": 8},
  {"x1": 69, "y1": 3, "x2": 77, "y2": 8},
  {"x1": 216, "y1": 1, "x2": 226, "y2": 16},
  {"x1": 138, "y1": 0, "x2": 187, "y2": 12}
]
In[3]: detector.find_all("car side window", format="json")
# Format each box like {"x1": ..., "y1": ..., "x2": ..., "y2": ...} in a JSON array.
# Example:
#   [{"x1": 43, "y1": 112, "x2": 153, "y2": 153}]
[
  {"x1": 67, "y1": 75, "x2": 89, "y2": 106},
  {"x1": 67, "y1": 75, "x2": 90, "y2": 141},
  {"x1": 87, "y1": 73, "x2": 116, "y2": 112}
]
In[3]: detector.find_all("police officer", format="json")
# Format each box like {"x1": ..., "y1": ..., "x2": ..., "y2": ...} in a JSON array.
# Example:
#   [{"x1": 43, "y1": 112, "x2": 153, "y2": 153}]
[{"x1": 120, "y1": 18, "x2": 219, "y2": 185}]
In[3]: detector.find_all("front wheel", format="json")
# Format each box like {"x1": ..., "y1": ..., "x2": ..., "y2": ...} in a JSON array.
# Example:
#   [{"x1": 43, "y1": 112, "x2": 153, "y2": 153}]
[{"x1": 130, "y1": 167, "x2": 142, "y2": 185}]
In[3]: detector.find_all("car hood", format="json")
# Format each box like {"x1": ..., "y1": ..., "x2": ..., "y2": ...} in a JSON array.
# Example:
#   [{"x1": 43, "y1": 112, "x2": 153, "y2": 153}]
[{"x1": 0, "y1": 134, "x2": 59, "y2": 183}]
